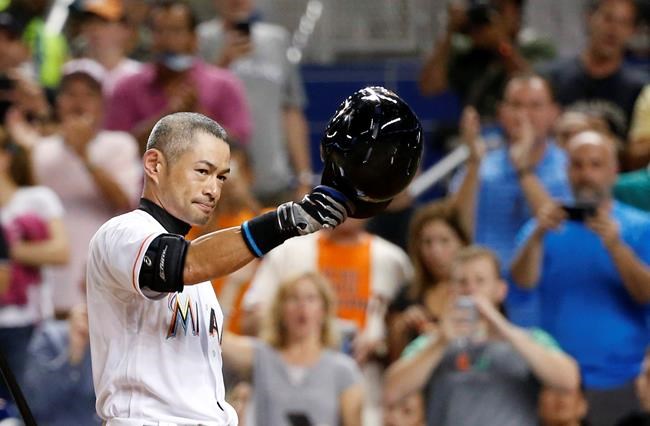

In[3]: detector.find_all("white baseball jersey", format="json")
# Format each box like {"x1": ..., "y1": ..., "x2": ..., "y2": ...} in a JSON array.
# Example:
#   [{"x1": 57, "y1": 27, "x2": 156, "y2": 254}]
[{"x1": 86, "y1": 208, "x2": 237, "y2": 425}]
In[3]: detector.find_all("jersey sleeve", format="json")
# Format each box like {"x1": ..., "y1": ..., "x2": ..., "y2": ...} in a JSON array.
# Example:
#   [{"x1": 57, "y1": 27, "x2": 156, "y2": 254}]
[{"x1": 90, "y1": 216, "x2": 165, "y2": 300}]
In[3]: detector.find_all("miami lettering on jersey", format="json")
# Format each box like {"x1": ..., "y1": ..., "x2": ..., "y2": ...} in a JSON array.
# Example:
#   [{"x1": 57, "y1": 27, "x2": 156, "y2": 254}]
[
  {"x1": 166, "y1": 292, "x2": 222, "y2": 342},
  {"x1": 167, "y1": 293, "x2": 200, "y2": 338}
]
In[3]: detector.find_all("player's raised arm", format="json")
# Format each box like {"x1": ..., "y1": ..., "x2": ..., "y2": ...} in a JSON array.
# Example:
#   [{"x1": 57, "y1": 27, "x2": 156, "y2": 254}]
[
  {"x1": 135, "y1": 86, "x2": 423, "y2": 296},
  {"x1": 183, "y1": 185, "x2": 350, "y2": 285}
]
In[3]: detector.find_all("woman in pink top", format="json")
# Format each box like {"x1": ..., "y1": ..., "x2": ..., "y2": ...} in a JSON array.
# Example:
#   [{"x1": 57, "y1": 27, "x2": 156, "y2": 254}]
[{"x1": 0, "y1": 129, "x2": 69, "y2": 402}]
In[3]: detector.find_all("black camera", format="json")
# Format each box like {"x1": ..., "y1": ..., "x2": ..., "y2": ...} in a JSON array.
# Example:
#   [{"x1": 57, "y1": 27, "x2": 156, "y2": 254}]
[
  {"x1": 234, "y1": 20, "x2": 251, "y2": 36},
  {"x1": 561, "y1": 202, "x2": 598, "y2": 222},
  {"x1": 451, "y1": 0, "x2": 497, "y2": 33},
  {"x1": 466, "y1": 0, "x2": 497, "y2": 29}
]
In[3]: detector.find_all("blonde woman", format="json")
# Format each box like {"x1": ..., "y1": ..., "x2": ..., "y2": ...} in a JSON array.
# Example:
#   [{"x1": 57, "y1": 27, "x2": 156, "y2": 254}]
[{"x1": 223, "y1": 272, "x2": 364, "y2": 426}]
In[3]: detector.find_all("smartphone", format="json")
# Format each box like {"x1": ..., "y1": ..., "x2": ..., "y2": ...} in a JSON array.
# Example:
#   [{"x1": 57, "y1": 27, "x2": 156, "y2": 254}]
[
  {"x1": 561, "y1": 203, "x2": 597, "y2": 222},
  {"x1": 454, "y1": 296, "x2": 478, "y2": 325},
  {"x1": 234, "y1": 20, "x2": 251, "y2": 36},
  {"x1": 287, "y1": 412, "x2": 312, "y2": 426},
  {"x1": 451, "y1": 296, "x2": 479, "y2": 346}
]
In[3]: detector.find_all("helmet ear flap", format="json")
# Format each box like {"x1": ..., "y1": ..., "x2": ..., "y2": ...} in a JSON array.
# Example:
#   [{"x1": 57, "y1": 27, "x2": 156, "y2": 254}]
[{"x1": 319, "y1": 86, "x2": 423, "y2": 219}]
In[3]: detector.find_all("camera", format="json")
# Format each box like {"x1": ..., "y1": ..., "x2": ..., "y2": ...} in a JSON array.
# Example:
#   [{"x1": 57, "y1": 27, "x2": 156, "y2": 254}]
[
  {"x1": 451, "y1": 296, "x2": 479, "y2": 347},
  {"x1": 454, "y1": 296, "x2": 478, "y2": 324},
  {"x1": 449, "y1": 0, "x2": 498, "y2": 33},
  {"x1": 561, "y1": 202, "x2": 598, "y2": 222},
  {"x1": 234, "y1": 20, "x2": 251, "y2": 36},
  {"x1": 466, "y1": 0, "x2": 496, "y2": 29}
]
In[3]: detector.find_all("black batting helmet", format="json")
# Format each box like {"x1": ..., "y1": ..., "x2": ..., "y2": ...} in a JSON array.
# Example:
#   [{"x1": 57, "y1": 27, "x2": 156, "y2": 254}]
[{"x1": 320, "y1": 86, "x2": 423, "y2": 218}]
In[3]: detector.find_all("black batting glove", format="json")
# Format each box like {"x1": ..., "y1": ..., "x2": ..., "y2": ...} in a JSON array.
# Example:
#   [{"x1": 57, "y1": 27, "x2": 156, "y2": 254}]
[
  {"x1": 241, "y1": 186, "x2": 351, "y2": 257},
  {"x1": 277, "y1": 185, "x2": 351, "y2": 235}
]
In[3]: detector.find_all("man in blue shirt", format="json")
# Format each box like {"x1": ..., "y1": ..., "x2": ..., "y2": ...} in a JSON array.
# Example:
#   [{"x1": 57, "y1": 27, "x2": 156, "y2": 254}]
[
  {"x1": 451, "y1": 74, "x2": 571, "y2": 323},
  {"x1": 511, "y1": 129, "x2": 650, "y2": 426},
  {"x1": 452, "y1": 74, "x2": 570, "y2": 268}
]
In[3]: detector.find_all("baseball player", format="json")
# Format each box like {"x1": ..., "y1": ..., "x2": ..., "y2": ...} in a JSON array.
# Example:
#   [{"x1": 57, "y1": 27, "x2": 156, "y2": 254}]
[{"x1": 86, "y1": 112, "x2": 349, "y2": 425}]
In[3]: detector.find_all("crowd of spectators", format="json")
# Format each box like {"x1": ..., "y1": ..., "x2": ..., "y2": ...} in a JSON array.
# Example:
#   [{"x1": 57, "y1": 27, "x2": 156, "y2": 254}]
[{"x1": 0, "y1": 0, "x2": 649, "y2": 425}]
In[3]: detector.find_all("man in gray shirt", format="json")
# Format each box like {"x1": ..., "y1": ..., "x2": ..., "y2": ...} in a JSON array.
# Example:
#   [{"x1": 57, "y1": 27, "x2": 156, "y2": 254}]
[{"x1": 198, "y1": 0, "x2": 313, "y2": 206}]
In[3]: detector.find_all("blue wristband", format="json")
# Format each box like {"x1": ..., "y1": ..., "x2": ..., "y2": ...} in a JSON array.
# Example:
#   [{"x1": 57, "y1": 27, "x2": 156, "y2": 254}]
[{"x1": 241, "y1": 208, "x2": 300, "y2": 257}]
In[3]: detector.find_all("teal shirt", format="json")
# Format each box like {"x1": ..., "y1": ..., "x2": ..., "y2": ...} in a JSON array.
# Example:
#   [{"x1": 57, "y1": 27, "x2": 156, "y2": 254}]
[
  {"x1": 402, "y1": 327, "x2": 561, "y2": 359},
  {"x1": 614, "y1": 166, "x2": 650, "y2": 212}
]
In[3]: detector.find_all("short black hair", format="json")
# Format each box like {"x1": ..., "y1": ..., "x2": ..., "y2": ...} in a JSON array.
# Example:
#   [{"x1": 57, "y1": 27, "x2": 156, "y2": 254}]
[
  {"x1": 146, "y1": 112, "x2": 229, "y2": 164},
  {"x1": 149, "y1": 0, "x2": 198, "y2": 31}
]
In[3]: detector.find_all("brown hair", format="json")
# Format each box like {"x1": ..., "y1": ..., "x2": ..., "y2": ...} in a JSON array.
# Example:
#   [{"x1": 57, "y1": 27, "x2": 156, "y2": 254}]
[
  {"x1": 261, "y1": 272, "x2": 339, "y2": 350},
  {"x1": 0, "y1": 127, "x2": 33, "y2": 186},
  {"x1": 452, "y1": 245, "x2": 502, "y2": 279},
  {"x1": 407, "y1": 199, "x2": 470, "y2": 301}
]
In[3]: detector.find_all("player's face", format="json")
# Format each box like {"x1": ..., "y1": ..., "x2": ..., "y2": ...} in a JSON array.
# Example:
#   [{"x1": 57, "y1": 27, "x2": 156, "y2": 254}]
[
  {"x1": 419, "y1": 219, "x2": 464, "y2": 281},
  {"x1": 281, "y1": 277, "x2": 326, "y2": 341},
  {"x1": 451, "y1": 257, "x2": 505, "y2": 305},
  {"x1": 159, "y1": 133, "x2": 230, "y2": 226}
]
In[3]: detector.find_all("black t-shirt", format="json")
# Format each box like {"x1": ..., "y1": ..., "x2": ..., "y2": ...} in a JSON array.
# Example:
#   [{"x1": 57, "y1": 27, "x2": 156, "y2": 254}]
[
  {"x1": 388, "y1": 285, "x2": 416, "y2": 313},
  {"x1": 540, "y1": 57, "x2": 647, "y2": 138},
  {"x1": 447, "y1": 35, "x2": 556, "y2": 119}
]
